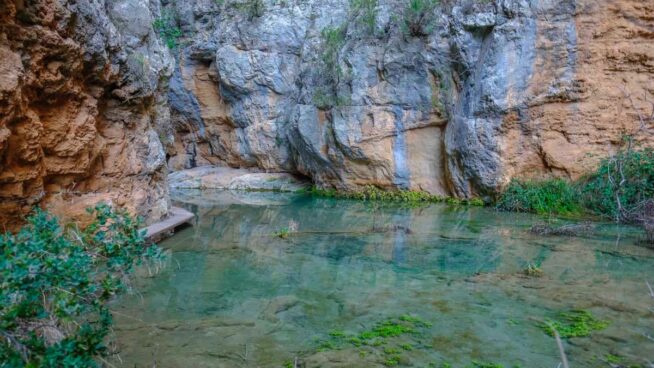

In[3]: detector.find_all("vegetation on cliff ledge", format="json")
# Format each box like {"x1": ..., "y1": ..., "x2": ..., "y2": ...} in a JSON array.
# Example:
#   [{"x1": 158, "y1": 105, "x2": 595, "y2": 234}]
[
  {"x1": 153, "y1": 10, "x2": 182, "y2": 49},
  {"x1": 0, "y1": 204, "x2": 165, "y2": 367},
  {"x1": 308, "y1": 185, "x2": 485, "y2": 207}
]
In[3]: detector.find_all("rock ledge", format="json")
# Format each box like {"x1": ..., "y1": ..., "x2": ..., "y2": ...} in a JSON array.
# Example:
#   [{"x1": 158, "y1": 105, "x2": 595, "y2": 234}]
[{"x1": 168, "y1": 167, "x2": 310, "y2": 192}]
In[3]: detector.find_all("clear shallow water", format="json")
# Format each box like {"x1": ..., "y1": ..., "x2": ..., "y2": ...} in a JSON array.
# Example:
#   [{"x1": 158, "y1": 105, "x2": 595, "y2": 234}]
[{"x1": 112, "y1": 190, "x2": 654, "y2": 368}]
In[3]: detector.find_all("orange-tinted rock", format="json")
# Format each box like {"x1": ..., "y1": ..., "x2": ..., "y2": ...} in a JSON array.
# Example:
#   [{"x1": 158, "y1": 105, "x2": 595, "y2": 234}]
[{"x1": 0, "y1": 0, "x2": 173, "y2": 230}]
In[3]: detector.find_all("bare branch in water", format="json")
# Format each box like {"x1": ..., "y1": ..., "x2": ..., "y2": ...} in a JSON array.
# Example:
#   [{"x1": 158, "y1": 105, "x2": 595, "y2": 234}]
[{"x1": 547, "y1": 322, "x2": 570, "y2": 368}]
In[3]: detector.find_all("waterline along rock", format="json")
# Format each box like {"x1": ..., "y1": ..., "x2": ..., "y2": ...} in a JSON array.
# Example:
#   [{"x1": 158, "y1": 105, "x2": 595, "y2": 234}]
[{"x1": 1, "y1": 0, "x2": 653, "y2": 227}]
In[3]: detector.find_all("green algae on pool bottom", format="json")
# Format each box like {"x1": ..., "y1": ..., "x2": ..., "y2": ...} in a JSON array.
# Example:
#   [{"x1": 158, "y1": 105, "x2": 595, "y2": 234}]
[{"x1": 111, "y1": 190, "x2": 654, "y2": 368}]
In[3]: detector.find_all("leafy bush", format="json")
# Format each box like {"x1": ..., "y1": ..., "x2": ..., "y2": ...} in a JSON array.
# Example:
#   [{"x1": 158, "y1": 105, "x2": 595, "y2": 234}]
[
  {"x1": 496, "y1": 179, "x2": 582, "y2": 216},
  {"x1": 498, "y1": 148, "x2": 654, "y2": 222},
  {"x1": 153, "y1": 11, "x2": 182, "y2": 49},
  {"x1": 580, "y1": 148, "x2": 654, "y2": 221},
  {"x1": 0, "y1": 204, "x2": 165, "y2": 367},
  {"x1": 402, "y1": 0, "x2": 440, "y2": 37}
]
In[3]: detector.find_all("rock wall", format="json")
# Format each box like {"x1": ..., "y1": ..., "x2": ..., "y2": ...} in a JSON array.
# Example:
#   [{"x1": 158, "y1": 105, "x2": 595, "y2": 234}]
[
  {"x1": 165, "y1": 0, "x2": 653, "y2": 197},
  {"x1": 1, "y1": 0, "x2": 652, "y2": 228},
  {"x1": 0, "y1": 0, "x2": 174, "y2": 229}
]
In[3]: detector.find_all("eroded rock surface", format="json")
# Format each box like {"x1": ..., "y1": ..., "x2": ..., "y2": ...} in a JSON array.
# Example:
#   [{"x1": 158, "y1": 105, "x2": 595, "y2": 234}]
[
  {"x1": 165, "y1": 0, "x2": 653, "y2": 197},
  {"x1": 169, "y1": 166, "x2": 309, "y2": 192},
  {"x1": 0, "y1": 0, "x2": 174, "y2": 228}
]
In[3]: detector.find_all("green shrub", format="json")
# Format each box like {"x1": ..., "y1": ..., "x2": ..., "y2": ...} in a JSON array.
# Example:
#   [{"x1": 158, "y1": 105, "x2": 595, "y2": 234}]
[
  {"x1": 350, "y1": 0, "x2": 378, "y2": 35},
  {"x1": 153, "y1": 11, "x2": 182, "y2": 49},
  {"x1": 580, "y1": 148, "x2": 654, "y2": 221},
  {"x1": 0, "y1": 204, "x2": 165, "y2": 367},
  {"x1": 496, "y1": 179, "x2": 582, "y2": 216},
  {"x1": 313, "y1": 25, "x2": 347, "y2": 109},
  {"x1": 498, "y1": 148, "x2": 654, "y2": 225},
  {"x1": 320, "y1": 25, "x2": 346, "y2": 83},
  {"x1": 402, "y1": 0, "x2": 440, "y2": 37},
  {"x1": 469, "y1": 362, "x2": 504, "y2": 368}
]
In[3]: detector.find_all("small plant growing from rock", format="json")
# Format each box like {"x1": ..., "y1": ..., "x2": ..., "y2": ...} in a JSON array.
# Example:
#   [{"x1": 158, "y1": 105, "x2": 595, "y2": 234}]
[
  {"x1": 238, "y1": 0, "x2": 266, "y2": 20},
  {"x1": 402, "y1": 0, "x2": 440, "y2": 37},
  {"x1": 214, "y1": 0, "x2": 266, "y2": 20},
  {"x1": 315, "y1": 25, "x2": 347, "y2": 108},
  {"x1": 350, "y1": 0, "x2": 378, "y2": 35},
  {"x1": 153, "y1": 10, "x2": 183, "y2": 49}
]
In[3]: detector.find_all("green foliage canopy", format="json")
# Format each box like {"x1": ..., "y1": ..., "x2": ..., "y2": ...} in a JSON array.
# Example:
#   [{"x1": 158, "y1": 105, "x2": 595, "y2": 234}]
[{"x1": 0, "y1": 204, "x2": 165, "y2": 367}]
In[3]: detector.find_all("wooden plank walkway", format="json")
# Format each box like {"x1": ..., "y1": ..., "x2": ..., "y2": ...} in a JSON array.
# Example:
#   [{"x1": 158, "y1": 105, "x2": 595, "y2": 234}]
[{"x1": 143, "y1": 207, "x2": 195, "y2": 241}]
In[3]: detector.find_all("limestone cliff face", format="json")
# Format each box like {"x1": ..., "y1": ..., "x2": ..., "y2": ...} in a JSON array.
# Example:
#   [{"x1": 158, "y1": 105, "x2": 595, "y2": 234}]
[
  {"x1": 166, "y1": 0, "x2": 653, "y2": 197},
  {"x1": 0, "y1": 0, "x2": 174, "y2": 229},
  {"x1": 1, "y1": 0, "x2": 652, "y2": 228}
]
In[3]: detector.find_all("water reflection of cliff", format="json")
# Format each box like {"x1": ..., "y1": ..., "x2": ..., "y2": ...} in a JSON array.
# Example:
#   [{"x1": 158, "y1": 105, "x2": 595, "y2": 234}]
[{"x1": 112, "y1": 190, "x2": 654, "y2": 367}]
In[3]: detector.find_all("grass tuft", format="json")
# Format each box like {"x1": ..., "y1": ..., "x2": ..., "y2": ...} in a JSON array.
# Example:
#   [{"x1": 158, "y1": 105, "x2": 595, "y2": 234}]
[
  {"x1": 496, "y1": 179, "x2": 582, "y2": 217},
  {"x1": 307, "y1": 185, "x2": 485, "y2": 207}
]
